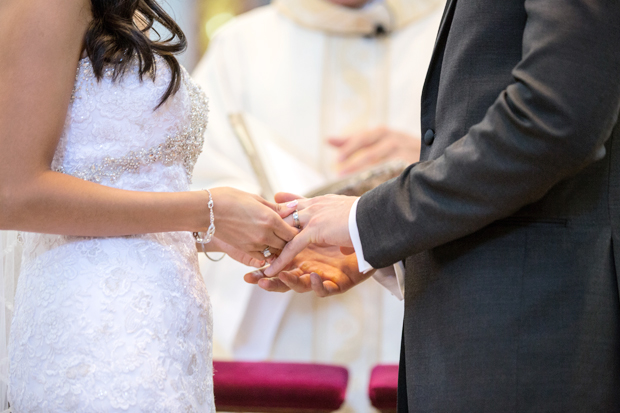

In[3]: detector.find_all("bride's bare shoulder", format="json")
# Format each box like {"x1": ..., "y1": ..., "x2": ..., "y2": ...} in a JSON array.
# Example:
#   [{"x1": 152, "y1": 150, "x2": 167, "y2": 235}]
[
  {"x1": 0, "y1": 0, "x2": 91, "y2": 58},
  {"x1": 0, "y1": 0, "x2": 91, "y2": 178}
]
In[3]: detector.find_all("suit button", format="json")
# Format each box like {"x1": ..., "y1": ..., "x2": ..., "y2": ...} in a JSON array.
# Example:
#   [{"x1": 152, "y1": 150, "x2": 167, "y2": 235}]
[{"x1": 423, "y1": 129, "x2": 435, "y2": 145}]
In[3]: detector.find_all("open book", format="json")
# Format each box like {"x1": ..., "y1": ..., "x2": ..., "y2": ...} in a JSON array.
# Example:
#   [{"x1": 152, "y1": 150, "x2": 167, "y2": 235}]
[{"x1": 229, "y1": 112, "x2": 406, "y2": 199}]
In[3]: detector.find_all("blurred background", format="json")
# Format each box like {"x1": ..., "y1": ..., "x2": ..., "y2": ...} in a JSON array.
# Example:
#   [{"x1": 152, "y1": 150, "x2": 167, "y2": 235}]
[{"x1": 161, "y1": 0, "x2": 268, "y2": 71}]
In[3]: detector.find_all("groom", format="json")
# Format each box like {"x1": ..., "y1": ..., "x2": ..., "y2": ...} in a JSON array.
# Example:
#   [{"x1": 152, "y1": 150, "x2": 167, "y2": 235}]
[{"x1": 253, "y1": 0, "x2": 620, "y2": 410}]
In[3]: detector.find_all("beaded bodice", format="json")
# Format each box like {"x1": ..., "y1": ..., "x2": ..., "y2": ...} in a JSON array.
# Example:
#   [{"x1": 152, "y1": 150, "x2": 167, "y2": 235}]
[
  {"x1": 19, "y1": 57, "x2": 209, "y2": 266},
  {"x1": 52, "y1": 57, "x2": 208, "y2": 190}
]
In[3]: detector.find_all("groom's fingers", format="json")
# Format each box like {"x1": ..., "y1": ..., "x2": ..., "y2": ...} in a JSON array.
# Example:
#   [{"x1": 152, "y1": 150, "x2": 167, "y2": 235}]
[
  {"x1": 340, "y1": 246, "x2": 356, "y2": 256},
  {"x1": 264, "y1": 229, "x2": 312, "y2": 276},
  {"x1": 217, "y1": 241, "x2": 266, "y2": 267},
  {"x1": 310, "y1": 273, "x2": 341, "y2": 297},
  {"x1": 283, "y1": 207, "x2": 311, "y2": 230},
  {"x1": 278, "y1": 271, "x2": 312, "y2": 293},
  {"x1": 244, "y1": 269, "x2": 266, "y2": 284},
  {"x1": 274, "y1": 192, "x2": 305, "y2": 204},
  {"x1": 257, "y1": 277, "x2": 291, "y2": 293}
]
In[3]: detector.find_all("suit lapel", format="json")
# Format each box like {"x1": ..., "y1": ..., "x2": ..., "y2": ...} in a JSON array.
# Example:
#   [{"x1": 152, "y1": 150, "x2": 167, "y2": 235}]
[
  {"x1": 434, "y1": 0, "x2": 458, "y2": 48},
  {"x1": 420, "y1": 0, "x2": 458, "y2": 135}
]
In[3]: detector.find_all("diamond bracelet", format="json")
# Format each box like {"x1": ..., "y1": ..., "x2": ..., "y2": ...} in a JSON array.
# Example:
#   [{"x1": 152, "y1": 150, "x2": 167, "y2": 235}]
[
  {"x1": 193, "y1": 189, "x2": 225, "y2": 262},
  {"x1": 193, "y1": 189, "x2": 215, "y2": 244}
]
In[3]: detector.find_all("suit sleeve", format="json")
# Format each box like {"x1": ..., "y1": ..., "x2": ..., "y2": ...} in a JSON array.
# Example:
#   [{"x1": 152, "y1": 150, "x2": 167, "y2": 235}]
[{"x1": 356, "y1": 0, "x2": 620, "y2": 268}]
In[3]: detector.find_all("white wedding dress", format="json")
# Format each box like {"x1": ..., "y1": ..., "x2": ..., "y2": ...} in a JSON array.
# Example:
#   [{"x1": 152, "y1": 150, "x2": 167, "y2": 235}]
[{"x1": 7, "y1": 56, "x2": 214, "y2": 412}]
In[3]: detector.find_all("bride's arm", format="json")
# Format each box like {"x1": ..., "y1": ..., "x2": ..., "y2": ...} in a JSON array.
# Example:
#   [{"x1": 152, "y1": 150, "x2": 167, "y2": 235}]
[{"x1": 0, "y1": 0, "x2": 296, "y2": 259}]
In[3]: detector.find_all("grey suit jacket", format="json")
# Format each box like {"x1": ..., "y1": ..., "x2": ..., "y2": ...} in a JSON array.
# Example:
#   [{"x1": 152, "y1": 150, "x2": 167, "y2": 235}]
[{"x1": 356, "y1": 0, "x2": 620, "y2": 411}]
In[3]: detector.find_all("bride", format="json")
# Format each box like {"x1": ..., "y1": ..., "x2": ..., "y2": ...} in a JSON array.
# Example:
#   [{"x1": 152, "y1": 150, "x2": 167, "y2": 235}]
[{"x1": 0, "y1": 0, "x2": 299, "y2": 411}]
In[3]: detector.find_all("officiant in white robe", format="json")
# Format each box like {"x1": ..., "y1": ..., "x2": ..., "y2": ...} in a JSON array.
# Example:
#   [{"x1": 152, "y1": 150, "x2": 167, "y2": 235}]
[{"x1": 191, "y1": 0, "x2": 443, "y2": 410}]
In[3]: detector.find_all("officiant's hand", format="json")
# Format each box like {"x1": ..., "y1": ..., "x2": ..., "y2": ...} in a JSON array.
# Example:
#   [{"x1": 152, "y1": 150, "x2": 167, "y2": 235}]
[
  {"x1": 244, "y1": 244, "x2": 374, "y2": 296},
  {"x1": 328, "y1": 127, "x2": 420, "y2": 176},
  {"x1": 263, "y1": 192, "x2": 357, "y2": 277},
  {"x1": 207, "y1": 187, "x2": 298, "y2": 261}
]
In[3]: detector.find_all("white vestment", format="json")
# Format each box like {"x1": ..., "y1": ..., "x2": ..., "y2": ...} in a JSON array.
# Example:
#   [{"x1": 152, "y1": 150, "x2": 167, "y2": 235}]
[{"x1": 191, "y1": 1, "x2": 443, "y2": 411}]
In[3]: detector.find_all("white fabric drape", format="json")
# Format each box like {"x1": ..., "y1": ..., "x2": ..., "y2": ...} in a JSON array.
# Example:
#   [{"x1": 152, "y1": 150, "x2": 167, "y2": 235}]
[{"x1": 0, "y1": 231, "x2": 21, "y2": 413}]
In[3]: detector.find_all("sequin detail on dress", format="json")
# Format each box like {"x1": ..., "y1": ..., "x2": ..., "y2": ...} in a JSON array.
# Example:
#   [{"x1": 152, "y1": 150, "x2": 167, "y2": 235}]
[{"x1": 52, "y1": 58, "x2": 208, "y2": 185}]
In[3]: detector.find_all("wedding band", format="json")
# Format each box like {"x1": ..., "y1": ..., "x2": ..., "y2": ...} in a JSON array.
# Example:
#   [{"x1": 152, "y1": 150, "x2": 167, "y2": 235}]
[
  {"x1": 263, "y1": 247, "x2": 272, "y2": 258},
  {"x1": 293, "y1": 210, "x2": 301, "y2": 229}
]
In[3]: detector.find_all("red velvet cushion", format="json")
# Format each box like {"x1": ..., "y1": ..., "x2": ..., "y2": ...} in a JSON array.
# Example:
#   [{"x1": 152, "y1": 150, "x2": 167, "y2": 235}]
[
  {"x1": 213, "y1": 361, "x2": 348, "y2": 412},
  {"x1": 368, "y1": 364, "x2": 399, "y2": 409}
]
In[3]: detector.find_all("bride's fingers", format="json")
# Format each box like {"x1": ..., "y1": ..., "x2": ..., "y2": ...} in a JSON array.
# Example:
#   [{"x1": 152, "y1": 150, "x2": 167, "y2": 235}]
[
  {"x1": 263, "y1": 232, "x2": 288, "y2": 250},
  {"x1": 216, "y1": 241, "x2": 266, "y2": 268},
  {"x1": 266, "y1": 200, "x2": 297, "y2": 219},
  {"x1": 244, "y1": 257, "x2": 266, "y2": 268},
  {"x1": 229, "y1": 251, "x2": 265, "y2": 268},
  {"x1": 244, "y1": 245, "x2": 282, "y2": 265},
  {"x1": 246, "y1": 250, "x2": 270, "y2": 262},
  {"x1": 262, "y1": 196, "x2": 303, "y2": 219},
  {"x1": 276, "y1": 197, "x2": 314, "y2": 219},
  {"x1": 264, "y1": 229, "x2": 312, "y2": 277},
  {"x1": 272, "y1": 218, "x2": 299, "y2": 243}
]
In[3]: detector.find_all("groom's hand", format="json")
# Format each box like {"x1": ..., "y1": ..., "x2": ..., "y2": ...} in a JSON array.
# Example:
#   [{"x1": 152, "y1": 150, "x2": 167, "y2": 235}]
[
  {"x1": 263, "y1": 192, "x2": 358, "y2": 277},
  {"x1": 244, "y1": 244, "x2": 374, "y2": 297}
]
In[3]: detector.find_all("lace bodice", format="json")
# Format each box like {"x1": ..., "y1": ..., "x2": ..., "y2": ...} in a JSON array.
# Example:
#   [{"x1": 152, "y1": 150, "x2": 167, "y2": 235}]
[
  {"x1": 52, "y1": 57, "x2": 208, "y2": 189},
  {"x1": 9, "y1": 58, "x2": 214, "y2": 412}
]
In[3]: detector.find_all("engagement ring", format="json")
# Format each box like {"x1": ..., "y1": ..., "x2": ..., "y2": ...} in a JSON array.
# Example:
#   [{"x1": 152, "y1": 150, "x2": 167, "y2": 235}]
[
  {"x1": 293, "y1": 210, "x2": 301, "y2": 229},
  {"x1": 263, "y1": 247, "x2": 272, "y2": 258}
]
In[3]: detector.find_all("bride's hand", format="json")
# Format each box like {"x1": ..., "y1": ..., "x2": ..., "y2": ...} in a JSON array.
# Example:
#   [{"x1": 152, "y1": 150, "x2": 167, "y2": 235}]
[
  {"x1": 262, "y1": 192, "x2": 357, "y2": 277},
  {"x1": 206, "y1": 187, "x2": 298, "y2": 261},
  {"x1": 198, "y1": 236, "x2": 266, "y2": 268}
]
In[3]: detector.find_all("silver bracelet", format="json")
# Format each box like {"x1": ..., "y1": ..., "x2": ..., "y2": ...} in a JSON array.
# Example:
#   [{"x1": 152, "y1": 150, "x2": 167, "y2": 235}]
[
  {"x1": 193, "y1": 189, "x2": 226, "y2": 262},
  {"x1": 193, "y1": 189, "x2": 216, "y2": 244},
  {"x1": 199, "y1": 243, "x2": 226, "y2": 262}
]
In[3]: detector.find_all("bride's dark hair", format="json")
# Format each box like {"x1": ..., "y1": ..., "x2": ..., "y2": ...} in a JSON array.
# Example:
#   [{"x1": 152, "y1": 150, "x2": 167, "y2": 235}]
[{"x1": 86, "y1": 0, "x2": 187, "y2": 107}]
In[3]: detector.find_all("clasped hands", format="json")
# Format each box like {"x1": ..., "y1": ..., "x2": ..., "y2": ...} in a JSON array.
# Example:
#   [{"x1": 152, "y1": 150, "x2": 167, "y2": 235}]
[
  {"x1": 203, "y1": 188, "x2": 373, "y2": 298},
  {"x1": 247, "y1": 192, "x2": 374, "y2": 297}
]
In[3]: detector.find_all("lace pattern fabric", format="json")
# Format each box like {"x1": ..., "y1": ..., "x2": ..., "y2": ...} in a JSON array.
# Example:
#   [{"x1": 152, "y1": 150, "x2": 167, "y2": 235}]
[
  {"x1": 52, "y1": 58, "x2": 208, "y2": 186},
  {"x1": 8, "y1": 57, "x2": 214, "y2": 412}
]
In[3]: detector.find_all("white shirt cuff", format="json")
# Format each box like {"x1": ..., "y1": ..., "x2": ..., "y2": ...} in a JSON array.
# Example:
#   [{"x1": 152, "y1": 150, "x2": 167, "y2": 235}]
[
  {"x1": 348, "y1": 198, "x2": 374, "y2": 274},
  {"x1": 349, "y1": 198, "x2": 406, "y2": 299},
  {"x1": 372, "y1": 264, "x2": 405, "y2": 301}
]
